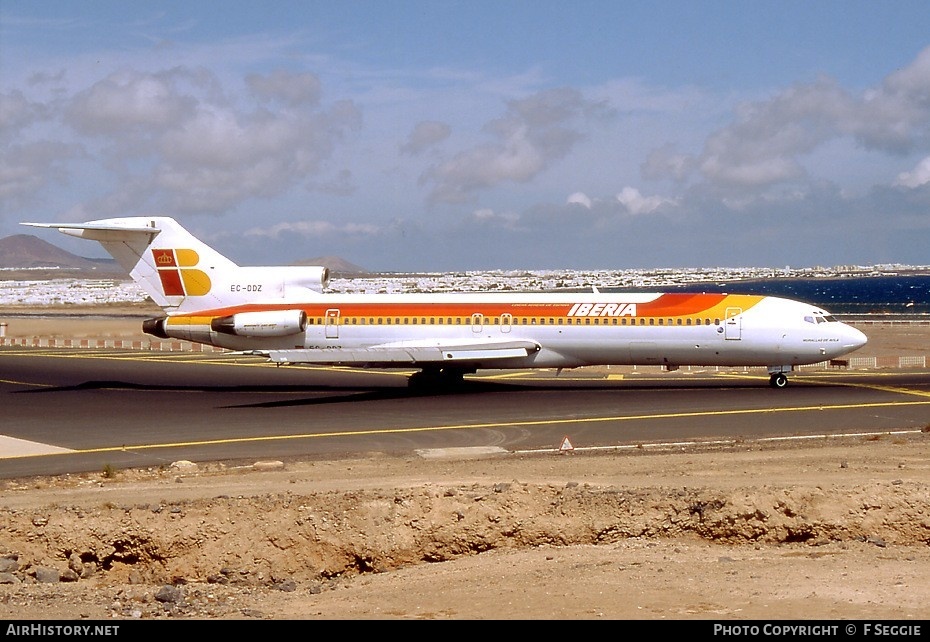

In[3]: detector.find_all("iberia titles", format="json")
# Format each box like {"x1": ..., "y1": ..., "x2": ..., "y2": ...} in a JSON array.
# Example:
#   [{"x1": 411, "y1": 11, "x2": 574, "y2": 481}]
[{"x1": 566, "y1": 303, "x2": 636, "y2": 317}]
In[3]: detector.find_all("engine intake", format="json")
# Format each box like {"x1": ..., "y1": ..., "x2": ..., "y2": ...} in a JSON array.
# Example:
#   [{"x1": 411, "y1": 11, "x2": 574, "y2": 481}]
[{"x1": 211, "y1": 310, "x2": 308, "y2": 338}]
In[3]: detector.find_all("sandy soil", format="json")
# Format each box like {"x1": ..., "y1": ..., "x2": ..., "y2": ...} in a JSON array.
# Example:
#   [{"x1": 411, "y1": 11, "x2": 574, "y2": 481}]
[
  {"x1": 1, "y1": 439, "x2": 929, "y2": 621},
  {"x1": 1, "y1": 308, "x2": 928, "y2": 621}
]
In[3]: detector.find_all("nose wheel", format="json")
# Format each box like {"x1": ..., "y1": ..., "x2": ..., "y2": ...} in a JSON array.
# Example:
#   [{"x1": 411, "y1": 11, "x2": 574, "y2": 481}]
[{"x1": 769, "y1": 372, "x2": 788, "y2": 388}]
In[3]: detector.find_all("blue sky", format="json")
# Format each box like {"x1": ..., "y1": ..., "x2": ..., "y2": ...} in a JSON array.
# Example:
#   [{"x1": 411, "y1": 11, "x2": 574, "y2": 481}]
[{"x1": 2, "y1": 1, "x2": 930, "y2": 270}]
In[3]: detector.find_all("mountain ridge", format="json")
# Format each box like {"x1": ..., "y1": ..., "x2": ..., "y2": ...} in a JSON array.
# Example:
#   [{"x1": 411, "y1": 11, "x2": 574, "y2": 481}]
[
  {"x1": 0, "y1": 234, "x2": 369, "y2": 276},
  {"x1": 0, "y1": 234, "x2": 118, "y2": 271}
]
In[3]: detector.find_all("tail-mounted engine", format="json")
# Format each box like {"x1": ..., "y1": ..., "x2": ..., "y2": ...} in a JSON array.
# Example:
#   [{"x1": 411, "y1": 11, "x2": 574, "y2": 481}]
[
  {"x1": 211, "y1": 309, "x2": 308, "y2": 338},
  {"x1": 288, "y1": 266, "x2": 330, "y2": 293},
  {"x1": 142, "y1": 317, "x2": 169, "y2": 339}
]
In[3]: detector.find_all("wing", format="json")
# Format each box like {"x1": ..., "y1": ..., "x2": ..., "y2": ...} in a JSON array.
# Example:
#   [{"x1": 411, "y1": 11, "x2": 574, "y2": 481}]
[{"x1": 256, "y1": 339, "x2": 540, "y2": 368}]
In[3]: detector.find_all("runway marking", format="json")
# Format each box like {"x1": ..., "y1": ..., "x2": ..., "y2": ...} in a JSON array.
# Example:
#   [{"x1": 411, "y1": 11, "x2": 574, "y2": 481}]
[
  {"x1": 804, "y1": 378, "x2": 930, "y2": 399},
  {"x1": 0, "y1": 435, "x2": 74, "y2": 459},
  {"x1": 0, "y1": 377, "x2": 55, "y2": 388},
  {"x1": 14, "y1": 398, "x2": 930, "y2": 459},
  {"x1": 480, "y1": 371, "x2": 538, "y2": 380},
  {"x1": 715, "y1": 371, "x2": 930, "y2": 397}
]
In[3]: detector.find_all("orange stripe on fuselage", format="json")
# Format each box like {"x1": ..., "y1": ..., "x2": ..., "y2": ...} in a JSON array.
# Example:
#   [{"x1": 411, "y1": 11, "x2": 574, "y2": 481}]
[{"x1": 167, "y1": 293, "x2": 766, "y2": 321}]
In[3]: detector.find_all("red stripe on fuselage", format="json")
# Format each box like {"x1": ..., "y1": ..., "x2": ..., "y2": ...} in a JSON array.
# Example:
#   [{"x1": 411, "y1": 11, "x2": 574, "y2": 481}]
[{"x1": 169, "y1": 293, "x2": 748, "y2": 320}]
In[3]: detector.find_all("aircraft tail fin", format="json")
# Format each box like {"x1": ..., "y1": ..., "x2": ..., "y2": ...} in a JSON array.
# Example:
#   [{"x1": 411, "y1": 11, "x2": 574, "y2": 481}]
[
  {"x1": 23, "y1": 217, "x2": 330, "y2": 314},
  {"x1": 22, "y1": 217, "x2": 239, "y2": 313}
]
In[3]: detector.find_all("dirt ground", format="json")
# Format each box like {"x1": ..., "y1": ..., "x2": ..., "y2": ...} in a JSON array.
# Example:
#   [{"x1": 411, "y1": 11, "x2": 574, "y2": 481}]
[{"x1": 0, "y1": 307, "x2": 929, "y2": 620}]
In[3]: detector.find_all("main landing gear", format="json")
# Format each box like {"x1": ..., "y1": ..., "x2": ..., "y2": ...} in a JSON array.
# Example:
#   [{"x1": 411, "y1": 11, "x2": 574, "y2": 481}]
[{"x1": 408, "y1": 366, "x2": 470, "y2": 391}]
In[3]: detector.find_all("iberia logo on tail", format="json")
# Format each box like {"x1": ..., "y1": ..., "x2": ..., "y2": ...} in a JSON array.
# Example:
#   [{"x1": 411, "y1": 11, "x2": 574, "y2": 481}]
[{"x1": 152, "y1": 249, "x2": 211, "y2": 297}]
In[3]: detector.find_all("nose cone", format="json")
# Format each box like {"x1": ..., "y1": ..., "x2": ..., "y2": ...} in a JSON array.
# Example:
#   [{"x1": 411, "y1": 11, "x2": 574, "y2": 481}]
[{"x1": 843, "y1": 324, "x2": 868, "y2": 351}]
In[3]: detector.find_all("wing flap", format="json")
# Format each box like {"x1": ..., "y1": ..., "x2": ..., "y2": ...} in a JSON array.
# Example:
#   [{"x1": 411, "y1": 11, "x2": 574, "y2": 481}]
[{"x1": 265, "y1": 339, "x2": 539, "y2": 367}]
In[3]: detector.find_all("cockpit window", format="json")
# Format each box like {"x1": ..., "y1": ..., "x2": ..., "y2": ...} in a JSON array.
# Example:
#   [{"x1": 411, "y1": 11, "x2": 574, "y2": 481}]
[{"x1": 806, "y1": 311, "x2": 839, "y2": 324}]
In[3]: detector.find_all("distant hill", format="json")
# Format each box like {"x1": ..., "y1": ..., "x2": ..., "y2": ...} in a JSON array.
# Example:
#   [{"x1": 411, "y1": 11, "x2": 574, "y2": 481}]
[
  {"x1": 0, "y1": 234, "x2": 121, "y2": 273},
  {"x1": 0, "y1": 233, "x2": 370, "y2": 278},
  {"x1": 293, "y1": 255, "x2": 370, "y2": 275}
]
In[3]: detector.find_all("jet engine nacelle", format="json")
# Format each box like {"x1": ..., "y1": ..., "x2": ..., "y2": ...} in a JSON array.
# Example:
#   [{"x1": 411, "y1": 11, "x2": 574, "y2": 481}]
[
  {"x1": 287, "y1": 266, "x2": 330, "y2": 293},
  {"x1": 142, "y1": 317, "x2": 169, "y2": 339},
  {"x1": 222, "y1": 266, "x2": 331, "y2": 298},
  {"x1": 211, "y1": 310, "x2": 308, "y2": 337}
]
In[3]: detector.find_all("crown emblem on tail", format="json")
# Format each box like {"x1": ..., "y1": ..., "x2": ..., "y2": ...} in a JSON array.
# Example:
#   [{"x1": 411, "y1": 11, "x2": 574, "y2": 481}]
[{"x1": 151, "y1": 248, "x2": 210, "y2": 297}]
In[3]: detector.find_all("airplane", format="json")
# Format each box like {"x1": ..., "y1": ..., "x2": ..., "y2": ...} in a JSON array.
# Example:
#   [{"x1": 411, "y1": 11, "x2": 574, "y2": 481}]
[{"x1": 22, "y1": 217, "x2": 868, "y2": 389}]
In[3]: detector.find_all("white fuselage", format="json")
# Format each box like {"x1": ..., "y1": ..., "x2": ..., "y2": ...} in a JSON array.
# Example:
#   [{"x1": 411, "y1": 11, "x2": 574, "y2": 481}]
[
  {"x1": 161, "y1": 291, "x2": 868, "y2": 371},
  {"x1": 24, "y1": 217, "x2": 869, "y2": 379}
]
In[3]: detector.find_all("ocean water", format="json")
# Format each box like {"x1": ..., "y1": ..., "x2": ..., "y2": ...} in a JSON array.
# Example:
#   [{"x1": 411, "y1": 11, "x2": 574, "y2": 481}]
[
  {"x1": 606, "y1": 275, "x2": 930, "y2": 317},
  {"x1": 2, "y1": 273, "x2": 927, "y2": 317}
]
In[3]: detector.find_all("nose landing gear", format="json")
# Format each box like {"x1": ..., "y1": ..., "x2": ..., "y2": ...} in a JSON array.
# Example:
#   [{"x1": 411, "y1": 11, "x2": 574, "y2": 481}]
[
  {"x1": 769, "y1": 372, "x2": 789, "y2": 388},
  {"x1": 767, "y1": 366, "x2": 792, "y2": 389}
]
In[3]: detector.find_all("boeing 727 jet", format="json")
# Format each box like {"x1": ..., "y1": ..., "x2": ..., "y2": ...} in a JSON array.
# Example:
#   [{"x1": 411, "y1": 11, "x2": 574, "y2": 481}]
[{"x1": 23, "y1": 217, "x2": 868, "y2": 388}]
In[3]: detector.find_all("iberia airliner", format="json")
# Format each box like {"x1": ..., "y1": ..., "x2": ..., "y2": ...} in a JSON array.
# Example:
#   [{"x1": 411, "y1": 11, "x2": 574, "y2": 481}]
[{"x1": 23, "y1": 217, "x2": 867, "y2": 388}]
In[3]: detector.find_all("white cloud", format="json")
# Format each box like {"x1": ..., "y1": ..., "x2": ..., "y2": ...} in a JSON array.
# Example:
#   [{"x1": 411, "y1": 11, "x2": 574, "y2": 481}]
[
  {"x1": 567, "y1": 192, "x2": 591, "y2": 208},
  {"x1": 468, "y1": 207, "x2": 519, "y2": 228},
  {"x1": 67, "y1": 69, "x2": 195, "y2": 134},
  {"x1": 0, "y1": 141, "x2": 82, "y2": 207},
  {"x1": 615, "y1": 186, "x2": 678, "y2": 215},
  {"x1": 244, "y1": 220, "x2": 380, "y2": 238},
  {"x1": 641, "y1": 144, "x2": 693, "y2": 182},
  {"x1": 422, "y1": 88, "x2": 613, "y2": 203},
  {"x1": 894, "y1": 156, "x2": 930, "y2": 188},
  {"x1": 644, "y1": 45, "x2": 930, "y2": 192},
  {"x1": 0, "y1": 90, "x2": 49, "y2": 136},
  {"x1": 400, "y1": 121, "x2": 451, "y2": 155},
  {"x1": 246, "y1": 70, "x2": 322, "y2": 107},
  {"x1": 55, "y1": 68, "x2": 364, "y2": 214}
]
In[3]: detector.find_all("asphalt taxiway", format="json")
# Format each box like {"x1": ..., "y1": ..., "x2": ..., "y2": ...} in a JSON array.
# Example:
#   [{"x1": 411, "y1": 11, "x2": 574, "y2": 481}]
[{"x1": 2, "y1": 346, "x2": 929, "y2": 478}]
